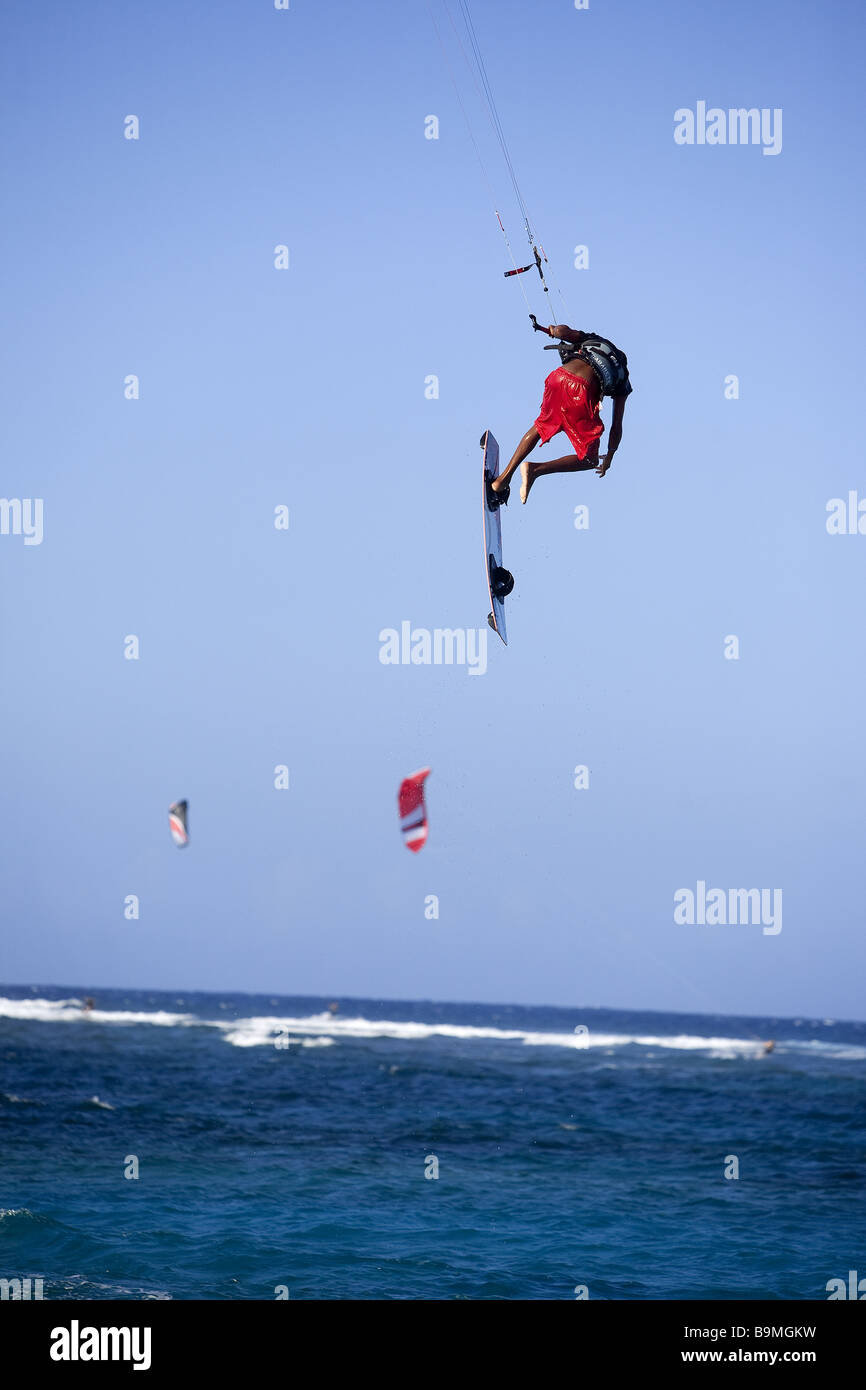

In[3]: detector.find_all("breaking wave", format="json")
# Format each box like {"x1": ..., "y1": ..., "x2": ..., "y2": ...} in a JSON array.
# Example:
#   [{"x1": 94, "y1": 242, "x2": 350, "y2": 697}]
[{"x1": 3, "y1": 997, "x2": 863, "y2": 1059}]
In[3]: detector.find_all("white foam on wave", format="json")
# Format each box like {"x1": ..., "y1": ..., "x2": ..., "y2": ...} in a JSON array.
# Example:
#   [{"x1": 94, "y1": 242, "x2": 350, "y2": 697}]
[
  {"x1": 799, "y1": 1043, "x2": 866, "y2": 1060},
  {"x1": 2, "y1": 998, "x2": 863, "y2": 1059},
  {"x1": 218, "y1": 1016, "x2": 866, "y2": 1059},
  {"x1": 216, "y1": 1012, "x2": 769, "y2": 1056},
  {"x1": 220, "y1": 1012, "x2": 534, "y2": 1048},
  {"x1": 222, "y1": 1019, "x2": 335, "y2": 1049},
  {"x1": 0, "y1": 997, "x2": 197, "y2": 1027}
]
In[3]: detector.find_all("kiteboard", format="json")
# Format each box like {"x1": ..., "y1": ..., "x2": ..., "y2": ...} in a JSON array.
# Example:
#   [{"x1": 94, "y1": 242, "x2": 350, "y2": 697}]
[{"x1": 481, "y1": 430, "x2": 514, "y2": 645}]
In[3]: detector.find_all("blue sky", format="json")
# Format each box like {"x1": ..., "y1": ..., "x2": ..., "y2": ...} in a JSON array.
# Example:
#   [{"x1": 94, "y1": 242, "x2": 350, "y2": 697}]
[{"x1": 1, "y1": 0, "x2": 864, "y2": 1017}]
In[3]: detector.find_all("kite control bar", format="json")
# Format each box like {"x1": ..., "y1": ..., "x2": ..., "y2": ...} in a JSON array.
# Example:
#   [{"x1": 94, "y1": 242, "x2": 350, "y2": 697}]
[{"x1": 504, "y1": 246, "x2": 544, "y2": 280}]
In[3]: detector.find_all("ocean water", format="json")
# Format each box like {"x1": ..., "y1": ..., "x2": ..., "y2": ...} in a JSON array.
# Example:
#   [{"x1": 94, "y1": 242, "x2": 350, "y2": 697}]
[{"x1": 1, "y1": 985, "x2": 864, "y2": 1301}]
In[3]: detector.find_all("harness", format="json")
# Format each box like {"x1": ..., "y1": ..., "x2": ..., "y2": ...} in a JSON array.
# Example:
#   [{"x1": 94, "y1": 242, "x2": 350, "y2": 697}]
[
  {"x1": 545, "y1": 334, "x2": 631, "y2": 398},
  {"x1": 576, "y1": 338, "x2": 631, "y2": 398}
]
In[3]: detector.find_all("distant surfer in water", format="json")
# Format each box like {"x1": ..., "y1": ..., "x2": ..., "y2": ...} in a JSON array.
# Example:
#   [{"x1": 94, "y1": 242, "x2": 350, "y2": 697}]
[
  {"x1": 492, "y1": 323, "x2": 632, "y2": 504},
  {"x1": 82, "y1": 998, "x2": 95, "y2": 1013}
]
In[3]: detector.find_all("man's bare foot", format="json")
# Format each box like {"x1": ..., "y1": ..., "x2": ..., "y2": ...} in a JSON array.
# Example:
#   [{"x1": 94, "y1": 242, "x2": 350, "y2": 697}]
[{"x1": 520, "y1": 459, "x2": 536, "y2": 504}]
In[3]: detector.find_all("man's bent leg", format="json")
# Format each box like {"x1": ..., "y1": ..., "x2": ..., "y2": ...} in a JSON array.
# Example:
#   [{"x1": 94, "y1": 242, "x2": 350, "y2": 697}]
[
  {"x1": 492, "y1": 426, "x2": 539, "y2": 491},
  {"x1": 530, "y1": 451, "x2": 599, "y2": 478},
  {"x1": 521, "y1": 450, "x2": 599, "y2": 504}
]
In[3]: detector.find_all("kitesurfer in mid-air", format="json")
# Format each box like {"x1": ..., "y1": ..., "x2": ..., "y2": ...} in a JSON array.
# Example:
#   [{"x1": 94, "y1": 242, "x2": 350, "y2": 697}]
[{"x1": 492, "y1": 323, "x2": 632, "y2": 504}]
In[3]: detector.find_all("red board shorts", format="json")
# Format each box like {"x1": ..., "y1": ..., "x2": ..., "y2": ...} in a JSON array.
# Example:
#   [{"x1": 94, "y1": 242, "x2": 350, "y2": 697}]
[{"x1": 534, "y1": 367, "x2": 604, "y2": 460}]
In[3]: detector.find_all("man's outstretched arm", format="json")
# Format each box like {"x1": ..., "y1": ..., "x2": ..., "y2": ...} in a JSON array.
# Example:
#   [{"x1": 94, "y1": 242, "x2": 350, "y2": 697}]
[
  {"x1": 545, "y1": 323, "x2": 589, "y2": 346},
  {"x1": 597, "y1": 395, "x2": 627, "y2": 477}
]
